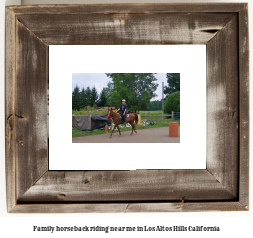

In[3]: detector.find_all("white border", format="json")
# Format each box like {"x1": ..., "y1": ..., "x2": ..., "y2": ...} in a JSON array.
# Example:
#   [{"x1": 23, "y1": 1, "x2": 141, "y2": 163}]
[{"x1": 49, "y1": 45, "x2": 206, "y2": 170}]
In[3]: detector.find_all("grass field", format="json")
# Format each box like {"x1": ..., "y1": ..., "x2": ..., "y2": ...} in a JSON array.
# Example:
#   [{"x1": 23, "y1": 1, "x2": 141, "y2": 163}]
[
  {"x1": 139, "y1": 110, "x2": 163, "y2": 115},
  {"x1": 72, "y1": 110, "x2": 180, "y2": 137},
  {"x1": 72, "y1": 106, "x2": 108, "y2": 116}
]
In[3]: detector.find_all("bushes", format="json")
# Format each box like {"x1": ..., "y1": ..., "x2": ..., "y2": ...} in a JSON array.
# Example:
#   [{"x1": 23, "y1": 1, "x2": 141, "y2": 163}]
[
  {"x1": 164, "y1": 91, "x2": 180, "y2": 114},
  {"x1": 177, "y1": 103, "x2": 180, "y2": 112}
]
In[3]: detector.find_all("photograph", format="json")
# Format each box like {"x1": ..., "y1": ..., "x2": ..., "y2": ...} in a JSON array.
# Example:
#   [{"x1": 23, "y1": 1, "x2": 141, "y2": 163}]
[{"x1": 72, "y1": 73, "x2": 180, "y2": 143}]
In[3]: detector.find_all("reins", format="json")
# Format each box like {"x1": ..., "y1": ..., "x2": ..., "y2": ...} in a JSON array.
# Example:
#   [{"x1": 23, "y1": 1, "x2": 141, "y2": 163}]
[{"x1": 107, "y1": 111, "x2": 120, "y2": 121}]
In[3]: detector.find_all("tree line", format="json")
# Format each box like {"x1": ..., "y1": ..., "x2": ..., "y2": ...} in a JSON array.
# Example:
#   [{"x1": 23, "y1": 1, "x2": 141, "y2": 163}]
[
  {"x1": 148, "y1": 100, "x2": 162, "y2": 111},
  {"x1": 164, "y1": 73, "x2": 180, "y2": 114},
  {"x1": 72, "y1": 85, "x2": 109, "y2": 110},
  {"x1": 147, "y1": 73, "x2": 180, "y2": 112},
  {"x1": 72, "y1": 73, "x2": 180, "y2": 112}
]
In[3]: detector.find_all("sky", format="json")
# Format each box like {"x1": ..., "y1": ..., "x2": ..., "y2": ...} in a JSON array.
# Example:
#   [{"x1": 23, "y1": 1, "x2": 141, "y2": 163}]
[{"x1": 72, "y1": 73, "x2": 168, "y2": 101}]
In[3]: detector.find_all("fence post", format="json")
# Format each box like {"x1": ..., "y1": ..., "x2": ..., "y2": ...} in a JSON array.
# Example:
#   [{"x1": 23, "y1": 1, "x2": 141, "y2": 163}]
[{"x1": 172, "y1": 111, "x2": 174, "y2": 121}]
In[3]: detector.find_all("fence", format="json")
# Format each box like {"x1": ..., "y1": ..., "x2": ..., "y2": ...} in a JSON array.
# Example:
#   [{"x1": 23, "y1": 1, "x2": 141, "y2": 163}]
[
  {"x1": 141, "y1": 111, "x2": 180, "y2": 126},
  {"x1": 174, "y1": 112, "x2": 180, "y2": 120}
]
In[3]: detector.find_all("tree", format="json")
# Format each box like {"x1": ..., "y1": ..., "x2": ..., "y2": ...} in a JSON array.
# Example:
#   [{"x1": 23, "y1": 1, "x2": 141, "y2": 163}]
[
  {"x1": 164, "y1": 73, "x2": 180, "y2": 97},
  {"x1": 105, "y1": 73, "x2": 158, "y2": 111},
  {"x1": 164, "y1": 91, "x2": 180, "y2": 114},
  {"x1": 97, "y1": 87, "x2": 107, "y2": 107},
  {"x1": 86, "y1": 86, "x2": 91, "y2": 106},
  {"x1": 72, "y1": 85, "x2": 80, "y2": 110},
  {"x1": 177, "y1": 103, "x2": 180, "y2": 112},
  {"x1": 79, "y1": 87, "x2": 87, "y2": 109},
  {"x1": 148, "y1": 100, "x2": 162, "y2": 111},
  {"x1": 104, "y1": 80, "x2": 119, "y2": 107},
  {"x1": 103, "y1": 81, "x2": 113, "y2": 106},
  {"x1": 90, "y1": 86, "x2": 98, "y2": 106}
]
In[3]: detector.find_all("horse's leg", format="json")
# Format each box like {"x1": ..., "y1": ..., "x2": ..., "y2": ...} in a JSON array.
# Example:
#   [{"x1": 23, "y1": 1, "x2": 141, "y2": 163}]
[
  {"x1": 117, "y1": 125, "x2": 121, "y2": 136},
  {"x1": 131, "y1": 122, "x2": 134, "y2": 135},
  {"x1": 133, "y1": 114, "x2": 138, "y2": 133},
  {"x1": 110, "y1": 125, "x2": 116, "y2": 137},
  {"x1": 134, "y1": 122, "x2": 138, "y2": 133}
]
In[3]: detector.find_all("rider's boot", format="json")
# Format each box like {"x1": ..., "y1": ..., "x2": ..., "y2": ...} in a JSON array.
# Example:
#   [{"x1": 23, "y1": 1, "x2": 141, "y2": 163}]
[{"x1": 123, "y1": 117, "x2": 126, "y2": 125}]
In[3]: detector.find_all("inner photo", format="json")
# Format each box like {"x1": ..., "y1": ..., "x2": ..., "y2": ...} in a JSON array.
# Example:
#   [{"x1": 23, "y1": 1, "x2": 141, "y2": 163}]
[{"x1": 72, "y1": 73, "x2": 180, "y2": 143}]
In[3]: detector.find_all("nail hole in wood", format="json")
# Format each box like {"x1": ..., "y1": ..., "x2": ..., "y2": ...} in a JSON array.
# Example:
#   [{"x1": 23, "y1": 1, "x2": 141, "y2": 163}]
[
  {"x1": 84, "y1": 179, "x2": 90, "y2": 184},
  {"x1": 57, "y1": 193, "x2": 66, "y2": 198}
]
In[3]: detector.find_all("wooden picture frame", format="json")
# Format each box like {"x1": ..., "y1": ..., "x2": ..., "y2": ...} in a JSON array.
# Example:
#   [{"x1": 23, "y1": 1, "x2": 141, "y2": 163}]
[{"x1": 5, "y1": 3, "x2": 249, "y2": 213}]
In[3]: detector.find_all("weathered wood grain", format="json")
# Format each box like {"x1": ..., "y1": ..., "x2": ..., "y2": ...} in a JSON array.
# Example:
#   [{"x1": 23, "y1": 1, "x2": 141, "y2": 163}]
[
  {"x1": 10, "y1": 202, "x2": 247, "y2": 213},
  {"x1": 5, "y1": 3, "x2": 249, "y2": 213},
  {"x1": 18, "y1": 170, "x2": 236, "y2": 202},
  {"x1": 15, "y1": 20, "x2": 48, "y2": 200},
  {"x1": 238, "y1": 4, "x2": 249, "y2": 209},
  {"x1": 206, "y1": 16, "x2": 239, "y2": 198},
  {"x1": 126, "y1": 202, "x2": 248, "y2": 213},
  {"x1": 16, "y1": 13, "x2": 236, "y2": 45},
  {"x1": 7, "y1": 3, "x2": 247, "y2": 15},
  {"x1": 5, "y1": 7, "x2": 17, "y2": 212}
]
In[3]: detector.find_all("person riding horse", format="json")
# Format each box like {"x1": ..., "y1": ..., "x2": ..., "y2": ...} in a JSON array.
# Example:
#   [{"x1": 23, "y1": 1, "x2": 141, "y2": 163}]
[{"x1": 116, "y1": 99, "x2": 127, "y2": 125}]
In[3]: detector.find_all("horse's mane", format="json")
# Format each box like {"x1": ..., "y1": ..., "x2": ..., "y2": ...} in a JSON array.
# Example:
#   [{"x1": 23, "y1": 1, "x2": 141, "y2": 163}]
[{"x1": 111, "y1": 110, "x2": 119, "y2": 117}]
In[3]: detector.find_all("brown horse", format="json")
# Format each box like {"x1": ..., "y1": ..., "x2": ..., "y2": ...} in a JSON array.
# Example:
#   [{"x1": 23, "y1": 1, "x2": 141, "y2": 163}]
[{"x1": 107, "y1": 108, "x2": 138, "y2": 137}]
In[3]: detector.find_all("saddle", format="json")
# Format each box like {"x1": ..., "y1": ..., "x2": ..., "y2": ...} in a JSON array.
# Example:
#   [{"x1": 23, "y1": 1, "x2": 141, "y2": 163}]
[
  {"x1": 119, "y1": 113, "x2": 129, "y2": 118},
  {"x1": 119, "y1": 113, "x2": 129, "y2": 124}
]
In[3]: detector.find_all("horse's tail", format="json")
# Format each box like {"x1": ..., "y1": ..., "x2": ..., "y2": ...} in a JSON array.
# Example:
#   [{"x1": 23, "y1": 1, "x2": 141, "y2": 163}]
[{"x1": 134, "y1": 113, "x2": 138, "y2": 127}]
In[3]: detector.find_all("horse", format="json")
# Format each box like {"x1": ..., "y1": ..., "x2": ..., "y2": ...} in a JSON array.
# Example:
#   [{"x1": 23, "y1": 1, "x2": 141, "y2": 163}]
[{"x1": 107, "y1": 108, "x2": 138, "y2": 138}]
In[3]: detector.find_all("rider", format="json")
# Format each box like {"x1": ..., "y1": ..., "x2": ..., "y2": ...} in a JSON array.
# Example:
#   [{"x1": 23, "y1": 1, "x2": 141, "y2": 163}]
[{"x1": 117, "y1": 99, "x2": 127, "y2": 125}]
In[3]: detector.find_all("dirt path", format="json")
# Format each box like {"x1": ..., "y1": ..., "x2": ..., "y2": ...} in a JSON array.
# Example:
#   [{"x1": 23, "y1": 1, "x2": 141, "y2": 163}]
[{"x1": 72, "y1": 126, "x2": 180, "y2": 143}]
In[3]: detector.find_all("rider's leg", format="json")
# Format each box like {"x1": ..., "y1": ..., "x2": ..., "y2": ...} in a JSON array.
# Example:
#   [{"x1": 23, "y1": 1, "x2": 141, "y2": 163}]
[
  {"x1": 123, "y1": 114, "x2": 126, "y2": 125},
  {"x1": 121, "y1": 113, "x2": 124, "y2": 124}
]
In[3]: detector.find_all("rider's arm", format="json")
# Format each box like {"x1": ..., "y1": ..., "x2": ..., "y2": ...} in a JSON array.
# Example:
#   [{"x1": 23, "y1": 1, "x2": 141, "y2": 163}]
[{"x1": 123, "y1": 105, "x2": 127, "y2": 115}]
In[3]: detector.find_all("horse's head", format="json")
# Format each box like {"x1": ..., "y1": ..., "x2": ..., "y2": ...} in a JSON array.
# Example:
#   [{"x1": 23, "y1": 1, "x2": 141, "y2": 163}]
[{"x1": 107, "y1": 107, "x2": 114, "y2": 118}]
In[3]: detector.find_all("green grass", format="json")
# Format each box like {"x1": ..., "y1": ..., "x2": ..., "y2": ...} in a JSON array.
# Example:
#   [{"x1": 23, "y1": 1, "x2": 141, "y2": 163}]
[
  {"x1": 139, "y1": 111, "x2": 179, "y2": 125},
  {"x1": 139, "y1": 110, "x2": 163, "y2": 115},
  {"x1": 72, "y1": 106, "x2": 108, "y2": 116},
  {"x1": 144, "y1": 119, "x2": 180, "y2": 127},
  {"x1": 72, "y1": 118, "x2": 180, "y2": 138},
  {"x1": 72, "y1": 109, "x2": 180, "y2": 137},
  {"x1": 72, "y1": 127, "x2": 107, "y2": 137}
]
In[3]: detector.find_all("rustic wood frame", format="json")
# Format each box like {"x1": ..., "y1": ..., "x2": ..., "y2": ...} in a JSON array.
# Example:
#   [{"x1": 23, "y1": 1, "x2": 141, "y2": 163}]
[{"x1": 5, "y1": 3, "x2": 249, "y2": 213}]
